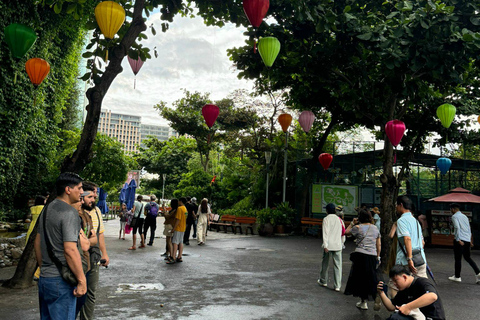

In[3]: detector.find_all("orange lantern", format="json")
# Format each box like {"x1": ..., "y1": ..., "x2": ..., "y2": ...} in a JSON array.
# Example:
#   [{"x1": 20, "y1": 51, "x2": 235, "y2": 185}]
[
  {"x1": 278, "y1": 113, "x2": 292, "y2": 132},
  {"x1": 25, "y1": 58, "x2": 50, "y2": 88}
]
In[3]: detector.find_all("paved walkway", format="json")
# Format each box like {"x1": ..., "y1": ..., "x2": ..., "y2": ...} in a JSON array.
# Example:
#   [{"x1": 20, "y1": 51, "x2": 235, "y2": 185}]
[{"x1": 0, "y1": 218, "x2": 479, "y2": 319}]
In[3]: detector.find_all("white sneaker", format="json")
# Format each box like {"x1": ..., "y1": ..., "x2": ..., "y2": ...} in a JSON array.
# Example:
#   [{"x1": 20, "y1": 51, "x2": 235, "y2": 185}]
[
  {"x1": 448, "y1": 275, "x2": 462, "y2": 282},
  {"x1": 334, "y1": 287, "x2": 340, "y2": 292},
  {"x1": 356, "y1": 301, "x2": 368, "y2": 310},
  {"x1": 476, "y1": 273, "x2": 480, "y2": 284},
  {"x1": 317, "y1": 279, "x2": 327, "y2": 287}
]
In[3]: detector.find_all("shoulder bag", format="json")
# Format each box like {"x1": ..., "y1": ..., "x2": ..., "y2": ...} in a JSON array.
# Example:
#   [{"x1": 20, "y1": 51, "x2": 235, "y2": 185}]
[
  {"x1": 130, "y1": 203, "x2": 144, "y2": 228},
  {"x1": 399, "y1": 220, "x2": 425, "y2": 267}
]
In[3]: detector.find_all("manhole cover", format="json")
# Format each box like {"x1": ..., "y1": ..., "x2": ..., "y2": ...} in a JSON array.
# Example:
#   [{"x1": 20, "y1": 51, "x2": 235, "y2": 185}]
[{"x1": 116, "y1": 283, "x2": 165, "y2": 293}]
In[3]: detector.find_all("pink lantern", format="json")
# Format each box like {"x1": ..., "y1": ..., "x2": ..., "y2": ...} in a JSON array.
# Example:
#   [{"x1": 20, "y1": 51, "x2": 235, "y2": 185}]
[
  {"x1": 202, "y1": 104, "x2": 220, "y2": 128},
  {"x1": 318, "y1": 153, "x2": 333, "y2": 171},
  {"x1": 385, "y1": 120, "x2": 406, "y2": 147},
  {"x1": 299, "y1": 111, "x2": 315, "y2": 133},
  {"x1": 128, "y1": 56, "x2": 144, "y2": 89}
]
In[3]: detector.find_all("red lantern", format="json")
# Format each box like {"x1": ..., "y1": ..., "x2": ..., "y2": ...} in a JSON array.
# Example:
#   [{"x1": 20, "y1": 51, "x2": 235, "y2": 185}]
[
  {"x1": 385, "y1": 120, "x2": 406, "y2": 147},
  {"x1": 299, "y1": 111, "x2": 315, "y2": 133},
  {"x1": 243, "y1": 0, "x2": 269, "y2": 28},
  {"x1": 318, "y1": 153, "x2": 333, "y2": 171},
  {"x1": 25, "y1": 58, "x2": 50, "y2": 88},
  {"x1": 202, "y1": 104, "x2": 219, "y2": 128},
  {"x1": 278, "y1": 113, "x2": 292, "y2": 132}
]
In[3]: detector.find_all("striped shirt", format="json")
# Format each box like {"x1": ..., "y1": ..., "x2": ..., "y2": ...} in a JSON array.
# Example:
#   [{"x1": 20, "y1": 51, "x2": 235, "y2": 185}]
[
  {"x1": 452, "y1": 211, "x2": 471, "y2": 242},
  {"x1": 86, "y1": 206, "x2": 105, "y2": 234}
]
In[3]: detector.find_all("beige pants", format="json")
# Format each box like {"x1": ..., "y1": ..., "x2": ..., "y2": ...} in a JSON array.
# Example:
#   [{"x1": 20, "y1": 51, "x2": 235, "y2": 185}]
[{"x1": 197, "y1": 214, "x2": 208, "y2": 243}]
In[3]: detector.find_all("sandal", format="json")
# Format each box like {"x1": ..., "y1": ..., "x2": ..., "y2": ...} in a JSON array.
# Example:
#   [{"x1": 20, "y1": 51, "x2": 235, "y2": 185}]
[
  {"x1": 176, "y1": 257, "x2": 183, "y2": 263},
  {"x1": 165, "y1": 256, "x2": 174, "y2": 261},
  {"x1": 166, "y1": 259, "x2": 176, "y2": 264},
  {"x1": 139, "y1": 244, "x2": 146, "y2": 248},
  {"x1": 128, "y1": 246, "x2": 136, "y2": 250}
]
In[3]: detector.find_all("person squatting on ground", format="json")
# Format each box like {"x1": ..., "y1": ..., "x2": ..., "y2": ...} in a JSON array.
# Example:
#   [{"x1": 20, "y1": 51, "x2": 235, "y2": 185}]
[
  {"x1": 377, "y1": 265, "x2": 445, "y2": 320},
  {"x1": 183, "y1": 196, "x2": 197, "y2": 245},
  {"x1": 396, "y1": 196, "x2": 427, "y2": 278},
  {"x1": 34, "y1": 172, "x2": 86, "y2": 320},
  {"x1": 344, "y1": 209, "x2": 381, "y2": 310},
  {"x1": 162, "y1": 199, "x2": 178, "y2": 260},
  {"x1": 448, "y1": 202, "x2": 480, "y2": 284},
  {"x1": 118, "y1": 203, "x2": 128, "y2": 240},
  {"x1": 196, "y1": 198, "x2": 211, "y2": 245},
  {"x1": 167, "y1": 197, "x2": 187, "y2": 264},
  {"x1": 144, "y1": 195, "x2": 159, "y2": 246},
  {"x1": 129, "y1": 195, "x2": 145, "y2": 250},
  {"x1": 318, "y1": 203, "x2": 345, "y2": 291},
  {"x1": 78, "y1": 181, "x2": 110, "y2": 320}
]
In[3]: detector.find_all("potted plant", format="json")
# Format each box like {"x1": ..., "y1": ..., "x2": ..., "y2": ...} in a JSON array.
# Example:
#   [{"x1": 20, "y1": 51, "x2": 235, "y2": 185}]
[
  {"x1": 272, "y1": 202, "x2": 295, "y2": 234},
  {"x1": 256, "y1": 208, "x2": 274, "y2": 236}
]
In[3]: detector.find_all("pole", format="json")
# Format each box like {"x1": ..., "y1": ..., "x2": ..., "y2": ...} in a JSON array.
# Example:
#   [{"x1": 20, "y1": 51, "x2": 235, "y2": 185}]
[
  {"x1": 162, "y1": 174, "x2": 166, "y2": 201},
  {"x1": 266, "y1": 164, "x2": 270, "y2": 209},
  {"x1": 283, "y1": 131, "x2": 288, "y2": 202}
]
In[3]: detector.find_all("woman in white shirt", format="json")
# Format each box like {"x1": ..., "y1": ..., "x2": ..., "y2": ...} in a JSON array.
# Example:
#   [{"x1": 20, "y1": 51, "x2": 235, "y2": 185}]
[{"x1": 196, "y1": 198, "x2": 211, "y2": 245}]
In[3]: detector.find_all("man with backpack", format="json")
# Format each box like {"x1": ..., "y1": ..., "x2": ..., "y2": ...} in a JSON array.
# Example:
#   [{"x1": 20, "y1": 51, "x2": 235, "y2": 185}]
[{"x1": 144, "y1": 195, "x2": 160, "y2": 246}]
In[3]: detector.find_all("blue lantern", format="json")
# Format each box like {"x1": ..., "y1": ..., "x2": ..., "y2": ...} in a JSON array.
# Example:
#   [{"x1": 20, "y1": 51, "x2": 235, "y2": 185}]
[{"x1": 436, "y1": 157, "x2": 452, "y2": 175}]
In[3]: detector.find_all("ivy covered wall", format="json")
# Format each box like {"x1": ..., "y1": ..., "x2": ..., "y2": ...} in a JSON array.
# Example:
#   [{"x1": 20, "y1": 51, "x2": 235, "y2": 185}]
[{"x1": 0, "y1": 0, "x2": 93, "y2": 214}]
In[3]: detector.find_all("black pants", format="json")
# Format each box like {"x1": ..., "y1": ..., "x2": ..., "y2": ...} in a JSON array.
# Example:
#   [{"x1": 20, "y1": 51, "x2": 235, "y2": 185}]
[
  {"x1": 143, "y1": 216, "x2": 157, "y2": 244},
  {"x1": 184, "y1": 219, "x2": 194, "y2": 243},
  {"x1": 454, "y1": 240, "x2": 480, "y2": 278}
]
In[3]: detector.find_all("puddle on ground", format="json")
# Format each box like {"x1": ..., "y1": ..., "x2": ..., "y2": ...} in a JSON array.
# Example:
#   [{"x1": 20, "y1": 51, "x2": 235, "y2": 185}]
[
  {"x1": 116, "y1": 283, "x2": 165, "y2": 293},
  {"x1": 236, "y1": 248, "x2": 274, "y2": 252}
]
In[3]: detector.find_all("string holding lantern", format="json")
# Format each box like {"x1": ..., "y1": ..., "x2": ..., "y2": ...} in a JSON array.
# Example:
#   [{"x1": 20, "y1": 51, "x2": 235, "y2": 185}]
[
  {"x1": 4, "y1": 23, "x2": 37, "y2": 83},
  {"x1": 243, "y1": 0, "x2": 269, "y2": 52},
  {"x1": 127, "y1": 56, "x2": 144, "y2": 89},
  {"x1": 258, "y1": 37, "x2": 281, "y2": 67},
  {"x1": 94, "y1": 1, "x2": 126, "y2": 62},
  {"x1": 299, "y1": 111, "x2": 315, "y2": 133},
  {"x1": 385, "y1": 120, "x2": 406, "y2": 164},
  {"x1": 436, "y1": 157, "x2": 452, "y2": 175}
]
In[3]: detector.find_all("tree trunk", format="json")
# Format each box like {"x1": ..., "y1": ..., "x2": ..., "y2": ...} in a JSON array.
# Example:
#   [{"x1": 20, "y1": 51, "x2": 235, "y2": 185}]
[{"x1": 4, "y1": 0, "x2": 147, "y2": 289}]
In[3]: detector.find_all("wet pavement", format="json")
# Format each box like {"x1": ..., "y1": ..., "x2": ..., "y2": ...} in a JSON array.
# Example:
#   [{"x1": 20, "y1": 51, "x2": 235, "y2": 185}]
[{"x1": 0, "y1": 218, "x2": 479, "y2": 319}]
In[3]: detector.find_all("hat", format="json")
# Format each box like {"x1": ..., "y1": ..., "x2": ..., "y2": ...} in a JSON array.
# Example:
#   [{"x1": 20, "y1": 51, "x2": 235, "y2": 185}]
[
  {"x1": 325, "y1": 203, "x2": 336, "y2": 214},
  {"x1": 150, "y1": 195, "x2": 157, "y2": 201},
  {"x1": 335, "y1": 205, "x2": 344, "y2": 212},
  {"x1": 372, "y1": 207, "x2": 380, "y2": 214},
  {"x1": 191, "y1": 197, "x2": 197, "y2": 202}
]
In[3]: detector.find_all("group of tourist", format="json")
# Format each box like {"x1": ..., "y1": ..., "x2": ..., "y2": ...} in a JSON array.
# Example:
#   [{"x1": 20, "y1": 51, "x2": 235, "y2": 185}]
[
  {"x1": 319, "y1": 196, "x2": 480, "y2": 320},
  {"x1": 118, "y1": 194, "x2": 213, "y2": 264},
  {"x1": 34, "y1": 172, "x2": 109, "y2": 320}
]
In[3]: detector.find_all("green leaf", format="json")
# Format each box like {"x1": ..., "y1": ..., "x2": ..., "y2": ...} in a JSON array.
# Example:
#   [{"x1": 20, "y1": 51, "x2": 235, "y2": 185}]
[
  {"x1": 66, "y1": 3, "x2": 76, "y2": 14},
  {"x1": 357, "y1": 32, "x2": 372, "y2": 40},
  {"x1": 470, "y1": 16, "x2": 480, "y2": 26},
  {"x1": 386, "y1": 12, "x2": 399, "y2": 19},
  {"x1": 54, "y1": 2, "x2": 62, "y2": 14},
  {"x1": 463, "y1": 33, "x2": 474, "y2": 41},
  {"x1": 344, "y1": 5, "x2": 351, "y2": 13},
  {"x1": 420, "y1": 20, "x2": 429, "y2": 29},
  {"x1": 82, "y1": 51, "x2": 94, "y2": 58}
]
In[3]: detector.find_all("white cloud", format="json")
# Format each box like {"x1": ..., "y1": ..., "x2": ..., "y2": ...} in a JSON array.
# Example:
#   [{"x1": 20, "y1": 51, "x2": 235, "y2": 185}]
[{"x1": 102, "y1": 14, "x2": 253, "y2": 125}]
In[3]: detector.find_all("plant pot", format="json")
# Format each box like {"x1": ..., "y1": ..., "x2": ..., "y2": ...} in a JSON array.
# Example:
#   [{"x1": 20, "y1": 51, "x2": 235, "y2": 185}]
[
  {"x1": 275, "y1": 225, "x2": 285, "y2": 234},
  {"x1": 259, "y1": 223, "x2": 274, "y2": 236}
]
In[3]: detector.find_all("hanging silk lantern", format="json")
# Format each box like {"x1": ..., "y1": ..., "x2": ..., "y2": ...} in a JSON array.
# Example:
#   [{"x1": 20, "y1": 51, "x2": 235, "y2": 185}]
[
  {"x1": 4, "y1": 23, "x2": 37, "y2": 83},
  {"x1": 437, "y1": 103, "x2": 456, "y2": 129},
  {"x1": 25, "y1": 58, "x2": 50, "y2": 88},
  {"x1": 278, "y1": 113, "x2": 292, "y2": 132},
  {"x1": 95, "y1": 1, "x2": 126, "y2": 61},
  {"x1": 127, "y1": 56, "x2": 144, "y2": 89},
  {"x1": 258, "y1": 37, "x2": 280, "y2": 67},
  {"x1": 436, "y1": 157, "x2": 452, "y2": 175},
  {"x1": 4, "y1": 23, "x2": 37, "y2": 59},
  {"x1": 477, "y1": 115, "x2": 480, "y2": 125},
  {"x1": 318, "y1": 153, "x2": 333, "y2": 171},
  {"x1": 385, "y1": 120, "x2": 406, "y2": 147},
  {"x1": 299, "y1": 111, "x2": 315, "y2": 133},
  {"x1": 202, "y1": 104, "x2": 220, "y2": 128},
  {"x1": 243, "y1": 0, "x2": 269, "y2": 28}
]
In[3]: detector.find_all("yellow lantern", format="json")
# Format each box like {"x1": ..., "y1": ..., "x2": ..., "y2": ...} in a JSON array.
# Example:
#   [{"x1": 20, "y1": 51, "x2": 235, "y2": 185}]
[{"x1": 95, "y1": 1, "x2": 126, "y2": 61}]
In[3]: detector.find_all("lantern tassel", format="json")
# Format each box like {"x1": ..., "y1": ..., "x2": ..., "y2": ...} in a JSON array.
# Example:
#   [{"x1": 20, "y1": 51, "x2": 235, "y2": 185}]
[
  {"x1": 254, "y1": 40, "x2": 257, "y2": 53},
  {"x1": 105, "y1": 49, "x2": 108, "y2": 63},
  {"x1": 14, "y1": 72, "x2": 17, "y2": 84},
  {"x1": 134, "y1": 78, "x2": 136, "y2": 90},
  {"x1": 207, "y1": 133, "x2": 211, "y2": 144}
]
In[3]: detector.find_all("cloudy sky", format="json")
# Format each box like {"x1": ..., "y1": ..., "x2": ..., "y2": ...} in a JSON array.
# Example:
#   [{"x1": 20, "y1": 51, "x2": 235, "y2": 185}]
[{"x1": 101, "y1": 13, "x2": 254, "y2": 125}]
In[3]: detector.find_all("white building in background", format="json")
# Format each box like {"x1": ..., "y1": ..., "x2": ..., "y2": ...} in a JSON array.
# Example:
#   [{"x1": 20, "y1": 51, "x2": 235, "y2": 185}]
[{"x1": 98, "y1": 109, "x2": 178, "y2": 153}]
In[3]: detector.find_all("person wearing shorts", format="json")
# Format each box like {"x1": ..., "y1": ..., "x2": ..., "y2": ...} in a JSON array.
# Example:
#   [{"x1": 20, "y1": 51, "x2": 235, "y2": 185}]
[
  {"x1": 129, "y1": 195, "x2": 145, "y2": 250},
  {"x1": 167, "y1": 197, "x2": 187, "y2": 264}
]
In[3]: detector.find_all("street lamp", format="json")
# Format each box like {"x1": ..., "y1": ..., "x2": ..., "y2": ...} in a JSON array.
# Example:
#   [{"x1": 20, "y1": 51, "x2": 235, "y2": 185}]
[
  {"x1": 265, "y1": 151, "x2": 272, "y2": 208},
  {"x1": 162, "y1": 173, "x2": 166, "y2": 201},
  {"x1": 278, "y1": 113, "x2": 292, "y2": 202}
]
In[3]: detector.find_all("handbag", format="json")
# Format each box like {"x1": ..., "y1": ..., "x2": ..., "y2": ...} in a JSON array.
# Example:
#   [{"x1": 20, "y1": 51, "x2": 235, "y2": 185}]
[
  {"x1": 387, "y1": 312, "x2": 415, "y2": 320},
  {"x1": 130, "y1": 203, "x2": 144, "y2": 228},
  {"x1": 399, "y1": 221, "x2": 425, "y2": 267},
  {"x1": 350, "y1": 224, "x2": 371, "y2": 261},
  {"x1": 42, "y1": 204, "x2": 79, "y2": 287}
]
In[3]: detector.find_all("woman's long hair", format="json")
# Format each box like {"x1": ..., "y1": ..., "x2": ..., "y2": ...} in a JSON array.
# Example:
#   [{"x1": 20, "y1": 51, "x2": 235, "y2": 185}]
[
  {"x1": 170, "y1": 199, "x2": 179, "y2": 213},
  {"x1": 200, "y1": 199, "x2": 208, "y2": 213}
]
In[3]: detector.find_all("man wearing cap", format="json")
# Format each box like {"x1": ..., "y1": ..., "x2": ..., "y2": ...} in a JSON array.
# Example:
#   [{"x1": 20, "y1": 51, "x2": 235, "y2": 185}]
[
  {"x1": 318, "y1": 203, "x2": 345, "y2": 291},
  {"x1": 448, "y1": 203, "x2": 480, "y2": 283}
]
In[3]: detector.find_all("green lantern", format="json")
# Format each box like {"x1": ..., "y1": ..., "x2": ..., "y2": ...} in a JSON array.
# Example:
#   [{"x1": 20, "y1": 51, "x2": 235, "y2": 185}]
[
  {"x1": 436, "y1": 103, "x2": 456, "y2": 129},
  {"x1": 4, "y1": 23, "x2": 37, "y2": 59},
  {"x1": 258, "y1": 37, "x2": 280, "y2": 67}
]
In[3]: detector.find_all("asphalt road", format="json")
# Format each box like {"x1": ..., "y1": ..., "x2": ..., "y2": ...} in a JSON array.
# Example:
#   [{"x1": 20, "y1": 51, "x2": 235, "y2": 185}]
[{"x1": 0, "y1": 218, "x2": 479, "y2": 320}]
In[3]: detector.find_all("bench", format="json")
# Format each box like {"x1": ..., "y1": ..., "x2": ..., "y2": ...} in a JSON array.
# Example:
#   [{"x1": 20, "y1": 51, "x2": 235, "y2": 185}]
[
  {"x1": 301, "y1": 217, "x2": 323, "y2": 236},
  {"x1": 234, "y1": 217, "x2": 257, "y2": 235},
  {"x1": 208, "y1": 214, "x2": 220, "y2": 231},
  {"x1": 210, "y1": 215, "x2": 236, "y2": 233}
]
